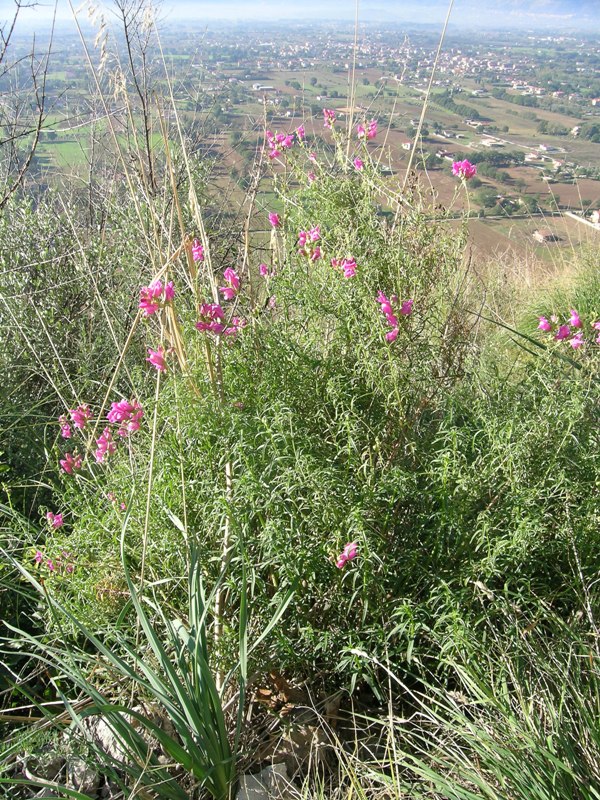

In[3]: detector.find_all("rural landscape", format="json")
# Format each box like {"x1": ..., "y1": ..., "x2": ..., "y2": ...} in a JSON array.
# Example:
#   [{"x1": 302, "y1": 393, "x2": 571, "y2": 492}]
[{"x1": 1, "y1": 0, "x2": 600, "y2": 798}]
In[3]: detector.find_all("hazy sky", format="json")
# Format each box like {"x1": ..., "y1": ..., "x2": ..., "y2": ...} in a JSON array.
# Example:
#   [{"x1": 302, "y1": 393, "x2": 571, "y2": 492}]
[{"x1": 6, "y1": 0, "x2": 600, "y2": 32}]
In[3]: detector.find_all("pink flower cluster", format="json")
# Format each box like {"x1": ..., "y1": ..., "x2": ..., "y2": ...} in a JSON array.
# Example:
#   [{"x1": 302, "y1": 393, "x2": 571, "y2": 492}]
[
  {"x1": 353, "y1": 157, "x2": 364, "y2": 171},
  {"x1": 196, "y1": 303, "x2": 225, "y2": 334},
  {"x1": 357, "y1": 119, "x2": 377, "y2": 140},
  {"x1": 451, "y1": 159, "x2": 477, "y2": 181},
  {"x1": 47, "y1": 511, "x2": 63, "y2": 529},
  {"x1": 192, "y1": 239, "x2": 204, "y2": 262},
  {"x1": 377, "y1": 292, "x2": 413, "y2": 343},
  {"x1": 58, "y1": 395, "x2": 144, "y2": 473},
  {"x1": 331, "y1": 256, "x2": 357, "y2": 279},
  {"x1": 323, "y1": 108, "x2": 336, "y2": 129},
  {"x1": 538, "y1": 309, "x2": 600, "y2": 349},
  {"x1": 298, "y1": 226, "x2": 322, "y2": 261},
  {"x1": 96, "y1": 397, "x2": 144, "y2": 462},
  {"x1": 219, "y1": 268, "x2": 240, "y2": 300},
  {"x1": 59, "y1": 404, "x2": 92, "y2": 438},
  {"x1": 147, "y1": 346, "x2": 168, "y2": 371},
  {"x1": 34, "y1": 548, "x2": 74, "y2": 575},
  {"x1": 95, "y1": 427, "x2": 116, "y2": 463},
  {"x1": 266, "y1": 129, "x2": 294, "y2": 159},
  {"x1": 196, "y1": 303, "x2": 245, "y2": 338},
  {"x1": 107, "y1": 398, "x2": 144, "y2": 436},
  {"x1": 139, "y1": 279, "x2": 175, "y2": 317},
  {"x1": 336, "y1": 541, "x2": 358, "y2": 569},
  {"x1": 60, "y1": 452, "x2": 82, "y2": 475},
  {"x1": 268, "y1": 212, "x2": 280, "y2": 228}
]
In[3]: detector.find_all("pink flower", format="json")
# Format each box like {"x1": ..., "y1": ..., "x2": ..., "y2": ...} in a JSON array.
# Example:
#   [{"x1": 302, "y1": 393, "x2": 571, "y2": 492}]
[
  {"x1": 555, "y1": 325, "x2": 571, "y2": 341},
  {"x1": 107, "y1": 399, "x2": 143, "y2": 436},
  {"x1": 59, "y1": 415, "x2": 71, "y2": 439},
  {"x1": 307, "y1": 171, "x2": 316, "y2": 183},
  {"x1": 452, "y1": 159, "x2": 477, "y2": 181},
  {"x1": 323, "y1": 108, "x2": 336, "y2": 129},
  {"x1": 308, "y1": 152, "x2": 317, "y2": 162},
  {"x1": 570, "y1": 332, "x2": 584, "y2": 349},
  {"x1": 59, "y1": 452, "x2": 82, "y2": 475},
  {"x1": 138, "y1": 280, "x2": 164, "y2": 316},
  {"x1": 266, "y1": 129, "x2": 294, "y2": 158},
  {"x1": 336, "y1": 541, "x2": 358, "y2": 569},
  {"x1": 164, "y1": 281, "x2": 175, "y2": 302},
  {"x1": 592, "y1": 320, "x2": 600, "y2": 331},
  {"x1": 34, "y1": 550, "x2": 43, "y2": 564},
  {"x1": 259, "y1": 263, "x2": 269, "y2": 277},
  {"x1": 146, "y1": 346, "x2": 168, "y2": 372},
  {"x1": 46, "y1": 511, "x2": 63, "y2": 529},
  {"x1": 343, "y1": 541, "x2": 358, "y2": 560},
  {"x1": 353, "y1": 157, "x2": 363, "y2": 171},
  {"x1": 357, "y1": 119, "x2": 377, "y2": 140},
  {"x1": 224, "y1": 316, "x2": 246, "y2": 338},
  {"x1": 332, "y1": 257, "x2": 357, "y2": 278},
  {"x1": 268, "y1": 295, "x2": 277, "y2": 309},
  {"x1": 538, "y1": 316, "x2": 553, "y2": 332},
  {"x1": 377, "y1": 291, "x2": 408, "y2": 341},
  {"x1": 569, "y1": 309, "x2": 582, "y2": 329},
  {"x1": 47, "y1": 559, "x2": 55, "y2": 572},
  {"x1": 192, "y1": 239, "x2": 204, "y2": 262},
  {"x1": 95, "y1": 427, "x2": 117, "y2": 463},
  {"x1": 219, "y1": 268, "x2": 241, "y2": 300},
  {"x1": 139, "y1": 280, "x2": 174, "y2": 316},
  {"x1": 298, "y1": 226, "x2": 321, "y2": 260},
  {"x1": 196, "y1": 303, "x2": 226, "y2": 334},
  {"x1": 69, "y1": 405, "x2": 92, "y2": 431},
  {"x1": 296, "y1": 125, "x2": 305, "y2": 140},
  {"x1": 268, "y1": 212, "x2": 280, "y2": 228}
]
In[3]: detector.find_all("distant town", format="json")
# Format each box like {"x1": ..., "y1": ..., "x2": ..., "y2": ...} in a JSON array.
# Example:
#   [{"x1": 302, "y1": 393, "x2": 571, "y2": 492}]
[{"x1": 4, "y1": 19, "x2": 600, "y2": 257}]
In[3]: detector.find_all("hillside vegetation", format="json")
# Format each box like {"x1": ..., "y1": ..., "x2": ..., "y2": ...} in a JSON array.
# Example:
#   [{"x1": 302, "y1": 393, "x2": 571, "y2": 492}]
[{"x1": 1, "y1": 7, "x2": 599, "y2": 800}]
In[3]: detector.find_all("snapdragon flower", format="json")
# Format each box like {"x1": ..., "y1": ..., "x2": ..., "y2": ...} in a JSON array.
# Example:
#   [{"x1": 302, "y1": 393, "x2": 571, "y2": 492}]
[
  {"x1": 323, "y1": 108, "x2": 336, "y2": 129},
  {"x1": 107, "y1": 399, "x2": 144, "y2": 436},
  {"x1": 69, "y1": 405, "x2": 92, "y2": 431},
  {"x1": 139, "y1": 280, "x2": 175, "y2": 316},
  {"x1": 219, "y1": 268, "x2": 241, "y2": 300},
  {"x1": 452, "y1": 159, "x2": 477, "y2": 181},
  {"x1": 146, "y1": 346, "x2": 168, "y2": 372},
  {"x1": 192, "y1": 239, "x2": 204, "y2": 262},
  {"x1": 60, "y1": 452, "x2": 82, "y2": 475},
  {"x1": 336, "y1": 541, "x2": 358, "y2": 569},
  {"x1": 47, "y1": 511, "x2": 63, "y2": 529},
  {"x1": 196, "y1": 303, "x2": 226, "y2": 335},
  {"x1": 95, "y1": 427, "x2": 117, "y2": 463}
]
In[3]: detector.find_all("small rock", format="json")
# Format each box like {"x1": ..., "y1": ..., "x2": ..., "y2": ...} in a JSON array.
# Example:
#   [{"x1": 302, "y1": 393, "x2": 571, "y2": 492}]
[
  {"x1": 67, "y1": 755, "x2": 99, "y2": 794},
  {"x1": 24, "y1": 747, "x2": 65, "y2": 783},
  {"x1": 236, "y1": 763, "x2": 293, "y2": 800}
]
